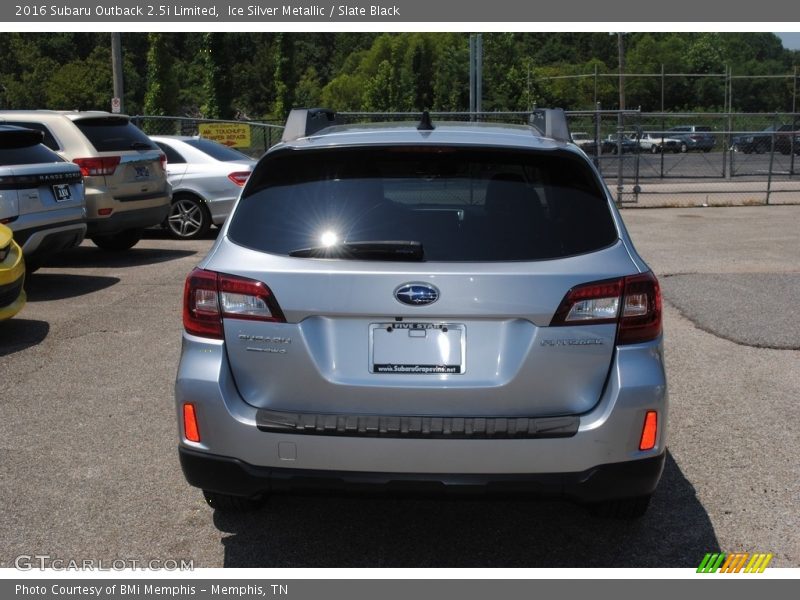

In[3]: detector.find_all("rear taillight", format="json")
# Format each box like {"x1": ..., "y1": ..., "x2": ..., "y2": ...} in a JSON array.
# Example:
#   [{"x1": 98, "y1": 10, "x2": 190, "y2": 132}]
[
  {"x1": 183, "y1": 268, "x2": 285, "y2": 339},
  {"x1": 73, "y1": 156, "x2": 120, "y2": 176},
  {"x1": 550, "y1": 272, "x2": 662, "y2": 345},
  {"x1": 159, "y1": 152, "x2": 167, "y2": 171},
  {"x1": 227, "y1": 171, "x2": 251, "y2": 187}
]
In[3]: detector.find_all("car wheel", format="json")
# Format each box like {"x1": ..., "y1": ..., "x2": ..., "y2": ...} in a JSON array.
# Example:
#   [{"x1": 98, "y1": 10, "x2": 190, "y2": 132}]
[
  {"x1": 202, "y1": 490, "x2": 264, "y2": 512},
  {"x1": 755, "y1": 144, "x2": 767, "y2": 154},
  {"x1": 680, "y1": 143, "x2": 688, "y2": 153},
  {"x1": 91, "y1": 228, "x2": 143, "y2": 251},
  {"x1": 650, "y1": 145, "x2": 658, "y2": 154},
  {"x1": 703, "y1": 148, "x2": 712, "y2": 153},
  {"x1": 588, "y1": 495, "x2": 652, "y2": 519},
  {"x1": 167, "y1": 195, "x2": 211, "y2": 240}
]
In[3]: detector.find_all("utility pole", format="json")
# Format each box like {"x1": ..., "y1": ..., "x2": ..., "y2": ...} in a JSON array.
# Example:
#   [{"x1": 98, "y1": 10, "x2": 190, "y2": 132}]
[
  {"x1": 616, "y1": 32, "x2": 626, "y2": 206},
  {"x1": 111, "y1": 32, "x2": 124, "y2": 114},
  {"x1": 469, "y1": 34, "x2": 483, "y2": 117},
  {"x1": 618, "y1": 32, "x2": 625, "y2": 111}
]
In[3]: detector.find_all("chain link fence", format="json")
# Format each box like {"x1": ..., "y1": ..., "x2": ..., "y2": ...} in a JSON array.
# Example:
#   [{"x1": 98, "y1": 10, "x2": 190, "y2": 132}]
[
  {"x1": 131, "y1": 112, "x2": 800, "y2": 207},
  {"x1": 566, "y1": 109, "x2": 800, "y2": 205}
]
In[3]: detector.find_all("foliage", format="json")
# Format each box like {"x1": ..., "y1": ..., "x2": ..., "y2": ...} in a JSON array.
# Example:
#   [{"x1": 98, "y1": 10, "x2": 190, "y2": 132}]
[{"x1": 0, "y1": 33, "x2": 797, "y2": 117}]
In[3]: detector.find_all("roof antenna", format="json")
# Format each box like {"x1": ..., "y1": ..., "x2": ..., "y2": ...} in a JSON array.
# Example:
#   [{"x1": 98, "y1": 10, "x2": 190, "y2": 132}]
[{"x1": 417, "y1": 110, "x2": 435, "y2": 131}]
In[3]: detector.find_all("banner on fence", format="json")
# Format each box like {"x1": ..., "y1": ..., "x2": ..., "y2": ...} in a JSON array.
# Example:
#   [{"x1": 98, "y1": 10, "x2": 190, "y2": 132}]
[{"x1": 198, "y1": 123, "x2": 251, "y2": 147}]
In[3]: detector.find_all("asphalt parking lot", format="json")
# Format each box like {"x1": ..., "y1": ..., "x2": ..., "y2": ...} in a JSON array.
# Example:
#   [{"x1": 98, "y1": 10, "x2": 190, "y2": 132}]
[{"x1": 1, "y1": 206, "x2": 798, "y2": 568}]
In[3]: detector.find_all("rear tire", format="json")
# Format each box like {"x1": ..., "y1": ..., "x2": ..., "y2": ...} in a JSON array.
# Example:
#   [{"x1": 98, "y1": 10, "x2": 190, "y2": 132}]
[
  {"x1": 202, "y1": 490, "x2": 264, "y2": 512},
  {"x1": 650, "y1": 145, "x2": 658, "y2": 154},
  {"x1": 91, "y1": 228, "x2": 143, "y2": 251},
  {"x1": 588, "y1": 495, "x2": 652, "y2": 519},
  {"x1": 679, "y1": 142, "x2": 688, "y2": 153}
]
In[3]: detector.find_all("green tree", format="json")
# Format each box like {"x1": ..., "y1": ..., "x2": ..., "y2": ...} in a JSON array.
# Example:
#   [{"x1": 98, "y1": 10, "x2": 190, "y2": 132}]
[
  {"x1": 143, "y1": 33, "x2": 179, "y2": 119},
  {"x1": 201, "y1": 33, "x2": 233, "y2": 119}
]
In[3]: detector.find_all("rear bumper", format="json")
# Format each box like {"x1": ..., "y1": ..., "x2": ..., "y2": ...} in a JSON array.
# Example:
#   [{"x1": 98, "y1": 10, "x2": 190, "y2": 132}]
[
  {"x1": 176, "y1": 335, "x2": 668, "y2": 499},
  {"x1": 179, "y1": 446, "x2": 666, "y2": 502},
  {"x1": 88, "y1": 203, "x2": 170, "y2": 236},
  {"x1": 12, "y1": 219, "x2": 86, "y2": 264}
]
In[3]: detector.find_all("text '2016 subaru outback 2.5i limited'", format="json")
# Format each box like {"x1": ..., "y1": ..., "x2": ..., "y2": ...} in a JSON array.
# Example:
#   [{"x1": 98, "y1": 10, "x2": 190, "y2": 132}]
[{"x1": 176, "y1": 108, "x2": 667, "y2": 518}]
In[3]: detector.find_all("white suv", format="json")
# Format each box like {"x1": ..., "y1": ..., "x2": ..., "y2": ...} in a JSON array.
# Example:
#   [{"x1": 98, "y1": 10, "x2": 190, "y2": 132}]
[
  {"x1": 0, "y1": 111, "x2": 171, "y2": 251},
  {"x1": 0, "y1": 125, "x2": 85, "y2": 270}
]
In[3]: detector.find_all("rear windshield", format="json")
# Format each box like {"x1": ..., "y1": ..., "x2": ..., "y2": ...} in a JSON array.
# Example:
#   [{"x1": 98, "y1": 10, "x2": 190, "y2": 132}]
[
  {"x1": 0, "y1": 142, "x2": 63, "y2": 166},
  {"x1": 185, "y1": 139, "x2": 252, "y2": 162},
  {"x1": 73, "y1": 117, "x2": 157, "y2": 152},
  {"x1": 228, "y1": 146, "x2": 618, "y2": 262}
]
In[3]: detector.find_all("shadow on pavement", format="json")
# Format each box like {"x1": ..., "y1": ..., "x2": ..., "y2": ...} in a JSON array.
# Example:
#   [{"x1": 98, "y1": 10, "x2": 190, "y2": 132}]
[
  {"x1": 0, "y1": 319, "x2": 49, "y2": 357},
  {"x1": 143, "y1": 227, "x2": 220, "y2": 241},
  {"x1": 43, "y1": 246, "x2": 197, "y2": 269},
  {"x1": 25, "y1": 273, "x2": 120, "y2": 301},
  {"x1": 213, "y1": 452, "x2": 718, "y2": 567}
]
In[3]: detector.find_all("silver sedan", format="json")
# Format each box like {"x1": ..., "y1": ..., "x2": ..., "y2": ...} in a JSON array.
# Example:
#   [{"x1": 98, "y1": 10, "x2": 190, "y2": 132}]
[{"x1": 151, "y1": 136, "x2": 256, "y2": 239}]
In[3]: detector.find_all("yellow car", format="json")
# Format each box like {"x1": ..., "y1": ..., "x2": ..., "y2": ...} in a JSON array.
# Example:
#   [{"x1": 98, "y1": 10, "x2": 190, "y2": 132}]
[{"x1": 0, "y1": 223, "x2": 25, "y2": 320}]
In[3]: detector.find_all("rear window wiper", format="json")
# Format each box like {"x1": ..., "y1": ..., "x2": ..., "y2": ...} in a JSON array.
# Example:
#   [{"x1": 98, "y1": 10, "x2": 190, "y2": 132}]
[
  {"x1": 130, "y1": 141, "x2": 154, "y2": 150},
  {"x1": 288, "y1": 240, "x2": 424, "y2": 261}
]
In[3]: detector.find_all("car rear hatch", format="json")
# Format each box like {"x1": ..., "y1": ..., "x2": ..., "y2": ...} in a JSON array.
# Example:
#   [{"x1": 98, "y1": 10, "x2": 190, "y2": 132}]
[
  {"x1": 188, "y1": 144, "x2": 660, "y2": 419},
  {"x1": 71, "y1": 116, "x2": 167, "y2": 201},
  {"x1": 0, "y1": 128, "x2": 84, "y2": 219}
]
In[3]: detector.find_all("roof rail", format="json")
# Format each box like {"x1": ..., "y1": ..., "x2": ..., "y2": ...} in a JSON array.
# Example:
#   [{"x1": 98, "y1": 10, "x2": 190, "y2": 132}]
[
  {"x1": 528, "y1": 108, "x2": 571, "y2": 143},
  {"x1": 282, "y1": 108, "x2": 338, "y2": 142}
]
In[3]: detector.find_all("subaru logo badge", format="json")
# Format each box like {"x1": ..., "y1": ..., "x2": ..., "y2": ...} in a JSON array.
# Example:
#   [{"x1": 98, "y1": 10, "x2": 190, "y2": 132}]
[{"x1": 394, "y1": 283, "x2": 439, "y2": 306}]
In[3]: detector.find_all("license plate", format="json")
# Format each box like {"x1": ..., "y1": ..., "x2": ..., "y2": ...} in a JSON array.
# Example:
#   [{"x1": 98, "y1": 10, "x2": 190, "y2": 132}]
[
  {"x1": 52, "y1": 184, "x2": 71, "y2": 202},
  {"x1": 370, "y1": 323, "x2": 465, "y2": 374},
  {"x1": 134, "y1": 165, "x2": 150, "y2": 179}
]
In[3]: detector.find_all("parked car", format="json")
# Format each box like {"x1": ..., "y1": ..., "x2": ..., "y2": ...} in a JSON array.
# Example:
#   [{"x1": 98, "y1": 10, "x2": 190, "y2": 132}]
[
  {"x1": 0, "y1": 111, "x2": 171, "y2": 250},
  {"x1": 731, "y1": 124, "x2": 800, "y2": 155},
  {"x1": 176, "y1": 108, "x2": 667, "y2": 518},
  {"x1": 666, "y1": 125, "x2": 716, "y2": 153},
  {"x1": 571, "y1": 131, "x2": 601, "y2": 156},
  {"x1": 638, "y1": 132, "x2": 681, "y2": 154},
  {"x1": 150, "y1": 136, "x2": 256, "y2": 239},
  {"x1": 0, "y1": 125, "x2": 86, "y2": 271},
  {"x1": 0, "y1": 222, "x2": 25, "y2": 320},
  {"x1": 602, "y1": 134, "x2": 639, "y2": 154}
]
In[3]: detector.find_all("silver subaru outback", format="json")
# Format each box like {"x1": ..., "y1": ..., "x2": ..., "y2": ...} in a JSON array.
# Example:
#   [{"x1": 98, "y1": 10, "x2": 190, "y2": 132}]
[{"x1": 175, "y1": 108, "x2": 667, "y2": 518}]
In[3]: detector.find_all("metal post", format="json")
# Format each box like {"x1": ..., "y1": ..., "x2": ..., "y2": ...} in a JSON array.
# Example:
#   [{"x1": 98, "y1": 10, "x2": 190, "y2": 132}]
[
  {"x1": 617, "y1": 114, "x2": 624, "y2": 205},
  {"x1": 791, "y1": 67, "x2": 797, "y2": 176},
  {"x1": 469, "y1": 35, "x2": 475, "y2": 117},
  {"x1": 594, "y1": 63, "x2": 598, "y2": 106},
  {"x1": 660, "y1": 64, "x2": 665, "y2": 113},
  {"x1": 728, "y1": 67, "x2": 735, "y2": 180},
  {"x1": 111, "y1": 32, "x2": 124, "y2": 114},
  {"x1": 616, "y1": 33, "x2": 625, "y2": 205},
  {"x1": 766, "y1": 113, "x2": 777, "y2": 205},
  {"x1": 722, "y1": 65, "x2": 728, "y2": 178},
  {"x1": 618, "y1": 33, "x2": 625, "y2": 112},
  {"x1": 475, "y1": 34, "x2": 483, "y2": 116},
  {"x1": 594, "y1": 101, "x2": 601, "y2": 168}
]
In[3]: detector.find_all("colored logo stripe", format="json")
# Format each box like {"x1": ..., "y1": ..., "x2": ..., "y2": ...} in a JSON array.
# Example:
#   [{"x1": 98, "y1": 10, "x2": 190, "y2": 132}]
[
  {"x1": 745, "y1": 554, "x2": 773, "y2": 573},
  {"x1": 697, "y1": 553, "x2": 773, "y2": 573}
]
